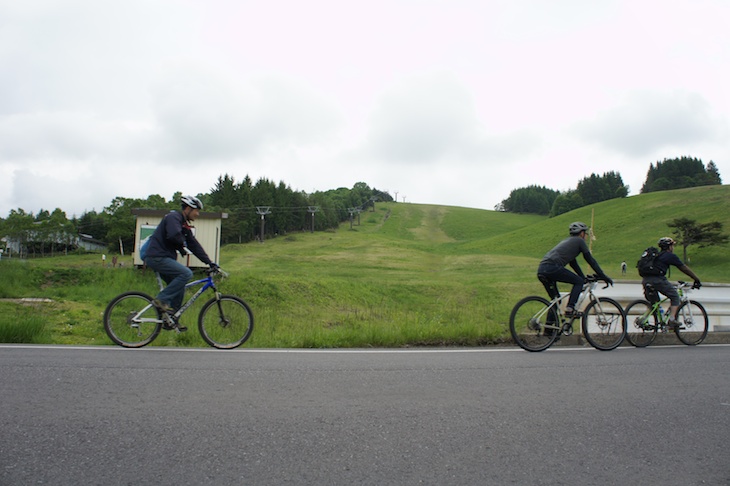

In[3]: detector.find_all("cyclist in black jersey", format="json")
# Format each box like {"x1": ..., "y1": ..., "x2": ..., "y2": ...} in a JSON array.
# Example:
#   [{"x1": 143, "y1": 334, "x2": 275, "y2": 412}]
[
  {"x1": 537, "y1": 222, "x2": 613, "y2": 317},
  {"x1": 642, "y1": 236, "x2": 701, "y2": 329}
]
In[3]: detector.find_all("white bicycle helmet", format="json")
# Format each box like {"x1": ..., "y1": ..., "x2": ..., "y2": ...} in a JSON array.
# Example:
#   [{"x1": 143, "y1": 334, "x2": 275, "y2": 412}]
[{"x1": 181, "y1": 195, "x2": 203, "y2": 210}]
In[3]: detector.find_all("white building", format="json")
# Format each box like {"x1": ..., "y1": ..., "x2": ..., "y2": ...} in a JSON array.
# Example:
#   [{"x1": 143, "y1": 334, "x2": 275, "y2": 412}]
[{"x1": 131, "y1": 209, "x2": 227, "y2": 268}]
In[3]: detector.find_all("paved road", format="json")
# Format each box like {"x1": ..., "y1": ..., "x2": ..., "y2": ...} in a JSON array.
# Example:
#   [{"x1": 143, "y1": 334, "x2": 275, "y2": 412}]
[{"x1": 1, "y1": 344, "x2": 728, "y2": 485}]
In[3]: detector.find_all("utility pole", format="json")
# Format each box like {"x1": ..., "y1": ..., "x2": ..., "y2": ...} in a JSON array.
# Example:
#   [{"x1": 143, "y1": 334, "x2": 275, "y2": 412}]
[
  {"x1": 256, "y1": 206, "x2": 271, "y2": 242},
  {"x1": 307, "y1": 206, "x2": 319, "y2": 233},
  {"x1": 369, "y1": 196, "x2": 378, "y2": 212},
  {"x1": 347, "y1": 207, "x2": 358, "y2": 229},
  {"x1": 394, "y1": 191, "x2": 399, "y2": 203}
]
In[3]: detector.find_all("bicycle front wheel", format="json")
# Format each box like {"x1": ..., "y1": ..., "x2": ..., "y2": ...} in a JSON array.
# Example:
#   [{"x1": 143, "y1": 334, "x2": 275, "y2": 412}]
[
  {"x1": 675, "y1": 300, "x2": 708, "y2": 345},
  {"x1": 198, "y1": 295, "x2": 254, "y2": 349},
  {"x1": 581, "y1": 297, "x2": 626, "y2": 351},
  {"x1": 509, "y1": 296, "x2": 560, "y2": 352},
  {"x1": 103, "y1": 291, "x2": 162, "y2": 348},
  {"x1": 623, "y1": 300, "x2": 657, "y2": 348}
]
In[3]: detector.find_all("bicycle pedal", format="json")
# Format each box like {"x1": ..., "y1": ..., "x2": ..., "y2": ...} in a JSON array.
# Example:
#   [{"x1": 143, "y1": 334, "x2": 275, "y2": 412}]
[{"x1": 162, "y1": 313, "x2": 178, "y2": 331}]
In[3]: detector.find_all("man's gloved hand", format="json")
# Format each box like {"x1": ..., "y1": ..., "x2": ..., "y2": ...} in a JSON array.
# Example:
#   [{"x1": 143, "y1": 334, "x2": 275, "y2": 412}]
[
  {"x1": 692, "y1": 280, "x2": 702, "y2": 289},
  {"x1": 601, "y1": 275, "x2": 614, "y2": 286},
  {"x1": 209, "y1": 262, "x2": 220, "y2": 273}
]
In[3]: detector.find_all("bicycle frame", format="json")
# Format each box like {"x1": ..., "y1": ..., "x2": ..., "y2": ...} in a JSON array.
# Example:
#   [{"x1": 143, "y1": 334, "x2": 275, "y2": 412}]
[
  {"x1": 640, "y1": 299, "x2": 669, "y2": 327},
  {"x1": 634, "y1": 282, "x2": 693, "y2": 330},
  {"x1": 154, "y1": 272, "x2": 222, "y2": 321},
  {"x1": 541, "y1": 279, "x2": 601, "y2": 334}
]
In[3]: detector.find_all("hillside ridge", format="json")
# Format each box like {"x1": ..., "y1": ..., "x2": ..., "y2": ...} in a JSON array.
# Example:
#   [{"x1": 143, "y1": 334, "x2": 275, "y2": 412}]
[{"x1": 374, "y1": 185, "x2": 729, "y2": 282}]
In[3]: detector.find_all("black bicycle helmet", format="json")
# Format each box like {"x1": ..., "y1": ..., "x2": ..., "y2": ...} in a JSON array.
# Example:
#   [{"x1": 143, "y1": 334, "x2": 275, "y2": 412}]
[
  {"x1": 569, "y1": 221, "x2": 588, "y2": 235},
  {"x1": 181, "y1": 195, "x2": 203, "y2": 210},
  {"x1": 657, "y1": 236, "x2": 675, "y2": 249}
]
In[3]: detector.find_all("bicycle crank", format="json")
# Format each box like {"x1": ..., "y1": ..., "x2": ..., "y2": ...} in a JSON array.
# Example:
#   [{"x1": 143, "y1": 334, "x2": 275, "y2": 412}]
[{"x1": 561, "y1": 322, "x2": 574, "y2": 336}]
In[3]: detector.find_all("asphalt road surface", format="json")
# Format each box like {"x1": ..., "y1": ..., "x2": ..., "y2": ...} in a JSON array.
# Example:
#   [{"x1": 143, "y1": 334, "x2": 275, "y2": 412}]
[{"x1": 1, "y1": 344, "x2": 729, "y2": 485}]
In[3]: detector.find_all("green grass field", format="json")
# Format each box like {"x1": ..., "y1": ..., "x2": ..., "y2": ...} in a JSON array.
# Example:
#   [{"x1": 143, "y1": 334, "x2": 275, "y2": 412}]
[{"x1": 1, "y1": 185, "x2": 728, "y2": 348}]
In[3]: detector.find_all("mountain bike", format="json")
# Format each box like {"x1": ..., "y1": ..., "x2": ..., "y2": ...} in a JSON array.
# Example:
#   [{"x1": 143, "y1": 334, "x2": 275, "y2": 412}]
[
  {"x1": 509, "y1": 275, "x2": 626, "y2": 352},
  {"x1": 624, "y1": 281, "x2": 707, "y2": 347},
  {"x1": 103, "y1": 267, "x2": 254, "y2": 349}
]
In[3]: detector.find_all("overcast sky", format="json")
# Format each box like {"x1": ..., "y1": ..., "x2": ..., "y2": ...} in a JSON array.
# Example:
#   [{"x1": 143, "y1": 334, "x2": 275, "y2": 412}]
[{"x1": 1, "y1": 0, "x2": 728, "y2": 217}]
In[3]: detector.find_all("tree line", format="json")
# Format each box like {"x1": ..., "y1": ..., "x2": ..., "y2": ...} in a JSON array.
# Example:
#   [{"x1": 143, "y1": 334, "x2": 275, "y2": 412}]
[
  {"x1": 497, "y1": 156, "x2": 722, "y2": 216},
  {"x1": 641, "y1": 157, "x2": 721, "y2": 193},
  {"x1": 207, "y1": 176, "x2": 392, "y2": 245},
  {"x1": 496, "y1": 171, "x2": 628, "y2": 216},
  {"x1": 0, "y1": 178, "x2": 393, "y2": 258}
]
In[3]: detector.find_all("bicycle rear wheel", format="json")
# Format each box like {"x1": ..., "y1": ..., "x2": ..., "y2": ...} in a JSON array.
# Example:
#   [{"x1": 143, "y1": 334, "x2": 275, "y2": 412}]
[
  {"x1": 581, "y1": 297, "x2": 626, "y2": 351},
  {"x1": 623, "y1": 300, "x2": 657, "y2": 348},
  {"x1": 674, "y1": 300, "x2": 708, "y2": 345},
  {"x1": 103, "y1": 291, "x2": 162, "y2": 348},
  {"x1": 198, "y1": 295, "x2": 254, "y2": 349},
  {"x1": 509, "y1": 296, "x2": 560, "y2": 352}
]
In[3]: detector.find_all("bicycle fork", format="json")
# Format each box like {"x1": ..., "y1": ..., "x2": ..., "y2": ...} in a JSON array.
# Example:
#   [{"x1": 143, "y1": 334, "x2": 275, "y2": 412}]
[{"x1": 212, "y1": 292, "x2": 231, "y2": 328}]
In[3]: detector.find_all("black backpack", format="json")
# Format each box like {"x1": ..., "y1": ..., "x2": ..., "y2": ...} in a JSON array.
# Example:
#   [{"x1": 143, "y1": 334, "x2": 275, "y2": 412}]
[{"x1": 636, "y1": 246, "x2": 664, "y2": 277}]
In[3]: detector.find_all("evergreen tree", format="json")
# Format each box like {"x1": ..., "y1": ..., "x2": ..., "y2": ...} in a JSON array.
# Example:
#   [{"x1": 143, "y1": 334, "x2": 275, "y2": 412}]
[
  {"x1": 641, "y1": 156, "x2": 721, "y2": 193},
  {"x1": 549, "y1": 190, "x2": 584, "y2": 217},
  {"x1": 668, "y1": 217, "x2": 729, "y2": 262},
  {"x1": 499, "y1": 186, "x2": 559, "y2": 215},
  {"x1": 576, "y1": 172, "x2": 628, "y2": 205},
  {"x1": 210, "y1": 174, "x2": 239, "y2": 209},
  {"x1": 705, "y1": 161, "x2": 722, "y2": 185}
]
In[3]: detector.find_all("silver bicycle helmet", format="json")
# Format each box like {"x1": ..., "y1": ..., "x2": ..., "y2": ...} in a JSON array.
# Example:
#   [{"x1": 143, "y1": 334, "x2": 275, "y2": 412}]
[
  {"x1": 657, "y1": 236, "x2": 675, "y2": 249},
  {"x1": 181, "y1": 195, "x2": 203, "y2": 210},
  {"x1": 568, "y1": 221, "x2": 588, "y2": 235}
]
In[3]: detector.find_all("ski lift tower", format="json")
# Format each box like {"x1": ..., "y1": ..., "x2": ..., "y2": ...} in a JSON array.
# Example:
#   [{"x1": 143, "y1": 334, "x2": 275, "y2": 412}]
[
  {"x1": 369, "y1": 196, "x2": 378, "y2": 212},
  {"x1": 347, "y1": 207, "x2": 357, "y2": 229},
  {"x1": 256, "y1": 206, "x2": 271, "y2": 242},
  {"x1": 307, "y1": 206, "x2": 319, "y2": 233}
]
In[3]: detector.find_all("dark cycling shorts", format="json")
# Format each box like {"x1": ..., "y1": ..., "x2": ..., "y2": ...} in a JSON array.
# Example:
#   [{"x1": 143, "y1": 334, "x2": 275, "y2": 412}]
[{"x1": 642, "y1": 276, "x2": 679, "y2": 306}]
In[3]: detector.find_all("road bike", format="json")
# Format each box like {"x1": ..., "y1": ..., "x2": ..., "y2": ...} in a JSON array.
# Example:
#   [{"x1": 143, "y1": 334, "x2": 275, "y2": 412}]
[
  {"x1": 103, "y1": 267, "x2": 254, "y2": 349},
  {"x1": 624, "y1": 281, "x2": 707, "y2": 347},
  {"x1": 509, "y1": 275, "x2": 626, "y2": 352}
]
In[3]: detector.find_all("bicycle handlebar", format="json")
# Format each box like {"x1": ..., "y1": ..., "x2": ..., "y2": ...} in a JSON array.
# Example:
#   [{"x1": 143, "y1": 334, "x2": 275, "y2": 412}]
[
  {"x1": 584, "y1": 274, "x2": 610, "y2": 289},
  {"x1": 677, "y1": 280, "x2": 701, "y2": 290},
  {"x1": 207, "y1": 267, "x2": 229, "y2": 278}
]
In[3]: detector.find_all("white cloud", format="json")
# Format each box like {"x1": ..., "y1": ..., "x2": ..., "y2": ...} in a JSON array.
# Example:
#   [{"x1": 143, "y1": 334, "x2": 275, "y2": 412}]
[
  {"x1": 366, "y1": 73, "x2": 483, "y2": 163},
  {"x1": 572, "y1": 90, "x2": 724, "y2": 157},
  {"x1": 0, "y1": 112, "x2": 153, "y2": 160},
  {"x1": 149, "y1": 66, "x2": 343, "y2": 162},
  {"x1": 364, "y1": 72, "x2": 541, "y2": 166},
  {"x1": 0, "y1": 0, "x2": 729, "y2": 217},
  {"x1": 11, "y1": 166, "x2": 112, "y2": 217}
]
